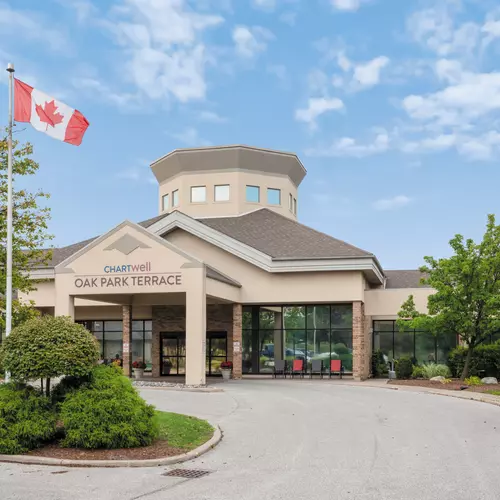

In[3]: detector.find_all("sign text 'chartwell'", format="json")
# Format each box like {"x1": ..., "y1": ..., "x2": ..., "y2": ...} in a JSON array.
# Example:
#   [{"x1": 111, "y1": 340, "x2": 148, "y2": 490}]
[{"x1": 74, "y1": 274, "x2": 182, "y2": 289}]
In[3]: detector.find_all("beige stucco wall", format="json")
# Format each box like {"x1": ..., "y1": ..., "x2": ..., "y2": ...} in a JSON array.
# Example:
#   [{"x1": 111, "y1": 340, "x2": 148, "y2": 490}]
[
  {"x1": 166, "y1": 229, "x2": 365, "y2": 303},
  {"x1": 364, "y1": 288, "x2": 433, "y2": 318},
  {"x1": 158, "y1": 170, "x2": 298, "y2": 220},
  {"x1": 20, "y1": 280, "x2": 55, "y2": 307}
]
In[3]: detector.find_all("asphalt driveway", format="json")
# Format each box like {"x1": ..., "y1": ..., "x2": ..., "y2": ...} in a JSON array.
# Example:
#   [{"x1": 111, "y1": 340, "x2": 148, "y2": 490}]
[{"x1": 1, "y1": 379, "x2": 500, "y2": 500}]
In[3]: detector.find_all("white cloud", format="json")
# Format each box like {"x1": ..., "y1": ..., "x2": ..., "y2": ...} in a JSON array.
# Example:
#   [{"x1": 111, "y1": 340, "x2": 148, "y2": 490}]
[
  {"x1": 295, "y1": 97, "x2": 344, "y2": 129},
  {"x1": 198, "y1": 110, "x2": 227, "y2": 123},
  {"x1": 170, "y1": 127, "x2": 211, "y2": 147},
  {"x1": 353, "y1": 56, "x2": 390, "y2": 86},
  {"x1": 251, "y1": 0, "x2": 276, "y2": 12},
  {"x1": 0, "y1": 3, "x2": 70, "y2": 53},
  {"x1": 330, "y1": 0, "x2": 363, "y2": 12},
  {"x1": 306, "y1": 131, "x2": 389, "y2": 157},
  {"x1": 232, "y1": 25, "x2": 274, "y2": 58},
  {"x1": 337, "y1": 51, "x2": 352, "y2": 72},
  {"x1": 106, "y1": 0, "x2": 224, "y2": 103},
  {"x1": 71, "y1": 77, "x2": 139, "y2": 109},
  {"x1": 373, "y1": 195, "x2": 412, "y2": 211}
]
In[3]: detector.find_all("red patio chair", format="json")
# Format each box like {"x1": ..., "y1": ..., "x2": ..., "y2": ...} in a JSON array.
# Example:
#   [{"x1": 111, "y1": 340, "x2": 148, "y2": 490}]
[
  {"x1": 291, "y1": 359, "x2": 305, "y2": 379},
  {"x1": 329, "y1": 359, "x2": 342, "y2": 379}
]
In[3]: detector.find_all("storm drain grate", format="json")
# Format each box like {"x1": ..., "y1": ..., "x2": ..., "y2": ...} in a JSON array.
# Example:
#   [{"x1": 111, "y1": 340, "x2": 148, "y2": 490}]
[{"x1": 163, "y1": 469, "x2": 212, "y2": 479}]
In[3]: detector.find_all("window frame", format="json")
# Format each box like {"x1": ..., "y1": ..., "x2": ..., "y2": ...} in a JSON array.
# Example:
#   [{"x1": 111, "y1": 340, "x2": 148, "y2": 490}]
[
  {"x1": 246, "y1": 185, "x2": 260, "y2": 203},
  {"x1": 162, "y1": 193, "x2": 169, "y2": 212},
  {"x1": 293, "y1": 197, "x2": 297, "y2": 215},
  {"x1": 289, "y1": 193, "x2": 293, "y2": 211},
  {"x1": 172, "y1": 189, "x2": 179, "y2": 207},
  {"x1": 214, "y1": 184, "x2": 230, "y2": 202},
  {"x1": 267, "y1": 188, "x2": 281, "y2": 206},
  {"x1": 190, "y1": 185, "x2": 207, "y2": 203}
]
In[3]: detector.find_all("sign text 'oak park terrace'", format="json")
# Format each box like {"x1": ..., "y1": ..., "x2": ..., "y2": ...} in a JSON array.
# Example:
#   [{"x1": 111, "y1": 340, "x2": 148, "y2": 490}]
[{"x1": 74, "y1": 262, "x2": 182, "y2": 289}]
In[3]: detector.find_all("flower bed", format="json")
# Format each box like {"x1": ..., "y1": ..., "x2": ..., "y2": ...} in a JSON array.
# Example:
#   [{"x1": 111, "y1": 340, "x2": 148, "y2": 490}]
[{"x1": 388, "y1": 379, "x2": 500, "y2": 393}]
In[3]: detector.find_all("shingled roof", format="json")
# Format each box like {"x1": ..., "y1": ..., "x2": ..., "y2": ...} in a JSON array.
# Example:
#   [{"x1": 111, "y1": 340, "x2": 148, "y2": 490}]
[
  {"x1": 384, "y1": 270, "x2": 430, "y2": 289},
  {"x1": 199, "y1": 209, "x2": 373, "y2": 260}
]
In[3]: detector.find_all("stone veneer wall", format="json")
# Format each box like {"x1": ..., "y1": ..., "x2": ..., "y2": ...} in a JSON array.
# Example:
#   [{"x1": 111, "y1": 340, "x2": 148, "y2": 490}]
[
  {"x1": 352, "y1": 301, "x2": 369, "y2": 381},
  {"x1": 151, "y1": 304, "x2": 234, "y2": 378}
]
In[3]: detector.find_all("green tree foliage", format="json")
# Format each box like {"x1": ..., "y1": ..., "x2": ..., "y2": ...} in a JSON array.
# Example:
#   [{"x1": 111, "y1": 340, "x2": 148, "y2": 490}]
[
  {"x1": 60, "y1": 365, "x2": 157, "y2": 449},
  {"x1": 0, "y1": 136, "x2": 53, "y2": 334},
  {"x1": 0, "y1": 383, "x2": 57, "y2": 454},
  {"x1": 397, "y1": 215, "x2": 500, "y2": 380},
  {"x1": 0, "y1": 316, "x2": 99, "y2": 396},
  {"x1": 448, "y1": 342, "x2": 500, "y2": 379}
]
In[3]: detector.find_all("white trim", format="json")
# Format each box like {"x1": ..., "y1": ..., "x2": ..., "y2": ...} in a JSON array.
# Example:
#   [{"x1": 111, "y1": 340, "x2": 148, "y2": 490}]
[
  {"x1": 29, "y1": 269, "x2": 55, "y2": 279},
  {"x1": 149, "y1": 211, "x2": 385, "y2": 283}
]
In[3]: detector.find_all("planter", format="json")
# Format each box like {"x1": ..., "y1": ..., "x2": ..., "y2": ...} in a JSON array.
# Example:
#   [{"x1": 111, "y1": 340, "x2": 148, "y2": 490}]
[
  {"x1": 220, "y1": 368, "x2": 232, "y2": 381},
  {"x1": 133, "y1": 368, "x2": 145, "y2": 380}
]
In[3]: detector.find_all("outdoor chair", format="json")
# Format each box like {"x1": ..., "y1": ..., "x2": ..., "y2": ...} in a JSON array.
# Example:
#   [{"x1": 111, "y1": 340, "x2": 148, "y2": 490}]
[
  {"x1": 310, "y1": 359, "x2": 324, "y2": 379},
  {"x1": 329, "y1": 359, "x2": 342, "y2": 379},
  {"x1": 273, "y1": 360, "x2": 287, "y2": 379},
  {"x1": 291, "y1": 359, "x2": 305, "y2": 379}
]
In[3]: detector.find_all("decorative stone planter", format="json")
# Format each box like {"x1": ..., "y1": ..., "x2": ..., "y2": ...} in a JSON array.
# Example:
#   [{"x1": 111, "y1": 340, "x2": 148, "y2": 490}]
[
  {"x1": 220, "y1": 368, "x2": 232, "y2": 382},
  {"x1": 133, "y1": 368, "x2": 145, "y2": 380}
]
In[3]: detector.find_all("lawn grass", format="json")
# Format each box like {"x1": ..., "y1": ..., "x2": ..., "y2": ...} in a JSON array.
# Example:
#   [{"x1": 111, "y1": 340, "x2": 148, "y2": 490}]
[
  {"x1": 154, "y1": 411, "x2": 214, "y2": 450},
  {"x1": 485, "y1": 390, "x2": 500, "y2": 396}
]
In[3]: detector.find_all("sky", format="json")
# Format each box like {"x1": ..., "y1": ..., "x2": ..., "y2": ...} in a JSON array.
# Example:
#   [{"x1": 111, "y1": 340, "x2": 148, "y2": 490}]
[{"x1": 1, "y1": 0, "x2": 500, "y2": 271}]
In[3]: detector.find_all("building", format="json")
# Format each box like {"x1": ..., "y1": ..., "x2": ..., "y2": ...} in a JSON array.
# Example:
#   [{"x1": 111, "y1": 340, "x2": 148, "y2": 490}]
[{"x1": 21, "y1": 145, "x2": 454, "y2": 384}]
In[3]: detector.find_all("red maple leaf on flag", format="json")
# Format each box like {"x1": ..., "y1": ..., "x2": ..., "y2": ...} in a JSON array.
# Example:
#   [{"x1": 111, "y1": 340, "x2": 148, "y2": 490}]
[{"x1": 35, "y1": 100, "x2": 64, "y2": 130}]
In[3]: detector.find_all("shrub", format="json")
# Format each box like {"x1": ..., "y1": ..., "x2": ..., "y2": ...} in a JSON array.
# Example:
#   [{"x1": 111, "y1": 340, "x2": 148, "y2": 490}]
[
  {"x1": 448, "y1": 342, "x2": 500, "y2": 379},
  {"x1": 60, "y1": 365, "x2": 157, "y2": 449},
  {"x1": 395, "y1": 356, "x2": 414, "y2": 379},
  {"x1": 412, "y1": 365, "x2": 425, "y2": 379},
  {"x1": 371, "y1": 350, "x2": 388, "y2": 377},
  {"x1": 465, "y1": 376, "x2": 482, "y2": 386},
  {"x1": 0, "y1": 383, "x2": 57, "y2": 454},
  {"x1": 0, "y1": 316, "x2": 100, "y2": 396},
  {"x1": 421, "y1": 363, "x2": 452, "y2": 379}
]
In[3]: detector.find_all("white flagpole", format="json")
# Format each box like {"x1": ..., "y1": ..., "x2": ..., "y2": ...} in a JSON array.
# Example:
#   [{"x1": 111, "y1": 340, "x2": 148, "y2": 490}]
[{"x1": 5, "y1": 63, "x2": 14, "y2": 383}]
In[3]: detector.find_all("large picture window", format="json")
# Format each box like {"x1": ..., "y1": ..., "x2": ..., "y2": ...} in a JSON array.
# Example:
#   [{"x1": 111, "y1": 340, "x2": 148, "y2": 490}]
[
  {"x1": 242, "y1": 304, "x2": 353, "y2": 374},
  {"x1": 372, "y1": 320, "x2": 458, "y2": 365},
  {"x1": 77, "y1": 320, "x2": 152, "y2": 370}
]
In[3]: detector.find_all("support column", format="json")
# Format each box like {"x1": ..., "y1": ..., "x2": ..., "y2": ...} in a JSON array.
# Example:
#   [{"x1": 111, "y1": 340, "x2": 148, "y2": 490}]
[
  {"x1": 122, "y1": 304, "x2": 132, "y2": 377},
  {"x1": 55, "y1": 294, "x2": 74, "y2": 320},
  {"x1": 186, "y1": 270, "x2": 206, "y2": 386},
  {"x1": 232, "y1": 304, "x2": 242, "y2": 379},
  {"x1": 352, "y1": 301, "x2": 368, "y2": 381},
  {"x1": 274, "y1": 311, "x2": 283, "y2": 361}
]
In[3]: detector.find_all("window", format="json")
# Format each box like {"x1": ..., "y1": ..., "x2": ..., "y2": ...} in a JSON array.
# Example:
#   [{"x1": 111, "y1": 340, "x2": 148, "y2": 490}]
[
  {"x1": 190, "y1": 186, "x2": 206, "y2": 203},
  {"x1": 293, "y1": 198, "x2": 297, "y2": 215},
  {"x1": 214, "y1": 184, "x2": 230, "y2": 202},
  {"x1": 246, "y1": 185, "x2": 260, "y2": 203},
  {"x1": 267, "y1": 188, "x2": 281, "y2": 205},
  {"x1": 162, "y1": 194, "x2": 169, "y2": 211},
  {"x1": 172, "y1": 189, "x2": 179, "y2": 207},
  {"x1": 289, "y1": 193, "x2": 293, "y2": 211}
]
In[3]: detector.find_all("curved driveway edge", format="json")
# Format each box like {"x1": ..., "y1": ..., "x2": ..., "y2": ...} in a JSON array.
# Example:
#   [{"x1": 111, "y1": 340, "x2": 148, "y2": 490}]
[
  {"x1": 0, "y1": 422, "x2": 222, "y2": 468},
  {"x1": 346, "y1": 379, "x2": 500, "y2": 408}
]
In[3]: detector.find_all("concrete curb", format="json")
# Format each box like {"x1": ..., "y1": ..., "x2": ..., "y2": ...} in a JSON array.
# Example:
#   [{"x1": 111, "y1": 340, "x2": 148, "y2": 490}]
[
  {"x1": 342, "y1": 381, "x2": 500, "y2": 408},
  {"x1": 0, "y1": 422, "x2": 222, "y2": 468}
]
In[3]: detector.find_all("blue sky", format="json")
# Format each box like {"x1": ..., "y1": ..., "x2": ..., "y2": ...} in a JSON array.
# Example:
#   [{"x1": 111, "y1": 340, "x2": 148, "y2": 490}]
[{"x1": 1, "y1": 0, "x2": 500, "y2": 270}]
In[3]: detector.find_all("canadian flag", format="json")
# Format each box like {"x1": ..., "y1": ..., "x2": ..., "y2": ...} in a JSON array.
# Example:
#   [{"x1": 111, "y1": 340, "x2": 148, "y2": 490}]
[{"x1": 14, "y1": 79, "x2": 89, "y2": 146}]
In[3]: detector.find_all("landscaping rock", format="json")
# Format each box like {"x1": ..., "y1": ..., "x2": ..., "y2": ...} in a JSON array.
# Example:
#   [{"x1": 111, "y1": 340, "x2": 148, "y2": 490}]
[
  {"x1": 430, "y1": 376, "x2": 446, "y2": 382},
  {"x1": 481, "y1": 377, "x2": 498, "y2": 385}
]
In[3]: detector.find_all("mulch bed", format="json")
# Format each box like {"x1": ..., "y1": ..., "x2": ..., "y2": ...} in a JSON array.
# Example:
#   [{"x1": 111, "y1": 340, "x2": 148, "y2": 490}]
[
  {"x1": 388, "y1": 379, "x2": 500, "y2": 393},
  {"x1": 27, "y1": 440, "x2": 186, "y2": 461}
]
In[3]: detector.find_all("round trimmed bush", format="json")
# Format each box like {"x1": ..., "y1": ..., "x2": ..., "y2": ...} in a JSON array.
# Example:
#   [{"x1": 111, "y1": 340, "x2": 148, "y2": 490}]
[
  {"x1": 60, "y1": 365, "x2": 157, "y2": 449},
  {"x1": 1, "y1": 316, "x2": 100, "y2": 396},
  {"x1": 0, "y1": 383, "x2": 57, "y2": 454},
  {"x1": 395, "y1": 356, "x2": 414, "y2": 379}
]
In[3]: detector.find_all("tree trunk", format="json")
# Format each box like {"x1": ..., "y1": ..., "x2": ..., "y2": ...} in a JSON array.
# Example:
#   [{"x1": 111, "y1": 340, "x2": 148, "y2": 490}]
[
  {"x1": 46, "y1": 377, "x2": 51, "y2": 398},
  {"x1": 40, "y1": 378, "x2": 44, "y2": 393},
  {"x1": 461, "y1": 345, "x2": 474, "y2": 381}
]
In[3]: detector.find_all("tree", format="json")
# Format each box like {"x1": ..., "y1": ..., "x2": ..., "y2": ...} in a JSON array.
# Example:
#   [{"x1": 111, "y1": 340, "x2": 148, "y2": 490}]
[
  {"x1": 0, "y1": 315, "x2": 100, "y2": 396},
  {"x1": 0, "y1": 134, "x2": 53, "y2": 336},
  {"x1": 397, "y1": 214, "x2": 500, "y2": 380}
]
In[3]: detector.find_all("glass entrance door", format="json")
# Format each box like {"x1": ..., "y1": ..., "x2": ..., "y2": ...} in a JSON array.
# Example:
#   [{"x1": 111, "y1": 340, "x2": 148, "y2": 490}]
[
  {"x1": 160, "y1": 332, "x2": 186, "y2": 376},
  {"x1": 206, "y1": 332, "x2": 228, "y2": 376}
]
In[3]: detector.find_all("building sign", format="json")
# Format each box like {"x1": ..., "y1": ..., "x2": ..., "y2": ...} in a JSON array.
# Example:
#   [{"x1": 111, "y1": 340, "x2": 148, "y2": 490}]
[{"x1": 74, "y1": 262, "x2": 182, "y2": 289}]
